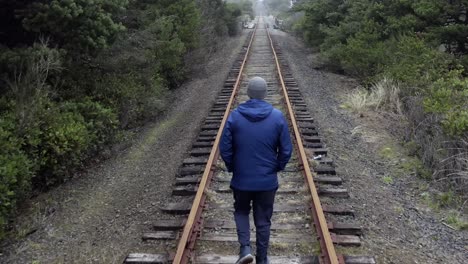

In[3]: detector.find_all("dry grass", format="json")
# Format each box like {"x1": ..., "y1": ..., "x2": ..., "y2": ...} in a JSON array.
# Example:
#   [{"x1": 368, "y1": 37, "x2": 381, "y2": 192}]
[
  {"x1": 369, "y1": 77, "x2": 402, "y2": 113},
  {"x1": 343, "y1": 89, "x2": 369, "y2": 114},
  {"x1": 6, "y1": 39, "x2": 62, "y2": 132},
  {"x1": 343, "y1": 77, "x2": 402, "y2": 115},
  {"x1": 270, "y1": 241, "x2": 289, "y2": 250},
  {"x1": 436, "y1": 139, "x2": 468, "y2": 193},
  {"x1": 406, "y1": 97, "x2": 467, "y2": 201}
]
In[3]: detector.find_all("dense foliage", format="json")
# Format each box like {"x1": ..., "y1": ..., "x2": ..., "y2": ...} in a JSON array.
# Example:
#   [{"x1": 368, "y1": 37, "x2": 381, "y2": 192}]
[
  {"x1": 267, "y1": 0, "x2": 291, "y2": 15},
  {"x1": 0, "y1": 0, "x2": 251, "y2": 238},
  {"x1": 288, "y1": 0, "x2": 467, "y2": 189},
  {"x1": 223, "y1": 0, "x2": 254, "y2": 36}
]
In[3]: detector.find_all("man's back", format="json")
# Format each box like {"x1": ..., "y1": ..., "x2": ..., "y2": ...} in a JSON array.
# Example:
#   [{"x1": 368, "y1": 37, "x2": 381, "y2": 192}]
[{"x1": 220, "y1": 99, "x2": 292, "y2": 191}]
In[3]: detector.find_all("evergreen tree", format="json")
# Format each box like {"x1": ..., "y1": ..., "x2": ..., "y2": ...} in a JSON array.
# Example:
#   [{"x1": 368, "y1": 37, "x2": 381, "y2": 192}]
[{"x1": 0, "y1": 0, "x2": 128, "y2": 56}]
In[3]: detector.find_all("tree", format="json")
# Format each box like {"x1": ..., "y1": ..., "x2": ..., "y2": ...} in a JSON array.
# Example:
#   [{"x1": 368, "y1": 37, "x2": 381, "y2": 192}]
[
  {"x1": 19, "y1": 0, "x2": 128, "y2": 56},
  {"x1": 157, "y1": 0, "x2": 201, "y2": 49},
  {"x1": 420, "y1": 0, "x2": 468, "y2": 55},
  {"x1": 224, "y1": 2, "x2": 243, "y2": 36},
  {"x1": 267, "y1": 0, "x2": 291, "y2": 15}
]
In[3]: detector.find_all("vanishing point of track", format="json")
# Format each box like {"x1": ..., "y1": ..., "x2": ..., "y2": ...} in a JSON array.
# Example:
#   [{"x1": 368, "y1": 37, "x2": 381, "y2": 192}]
[{"x1": 125, "y1": 17, "x2": 376, "y2": 264}]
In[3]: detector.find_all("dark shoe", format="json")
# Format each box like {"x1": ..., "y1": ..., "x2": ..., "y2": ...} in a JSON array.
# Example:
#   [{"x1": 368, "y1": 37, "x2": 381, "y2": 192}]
[
  {"x1": 256, "y1": 256, "x2": 270, "y2": 264},
  {"x1": 235, "y1": 246, "x2": 254, "y2": 264}
]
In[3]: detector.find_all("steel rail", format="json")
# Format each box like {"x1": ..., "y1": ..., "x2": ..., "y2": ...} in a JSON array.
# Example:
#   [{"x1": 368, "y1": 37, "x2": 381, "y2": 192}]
[
  {"x1": 266, "y1": 20, "x2": 342, "y2": 264},
  {"x1": 172, "y1": 22, "x2": 258, "y2": 264}
]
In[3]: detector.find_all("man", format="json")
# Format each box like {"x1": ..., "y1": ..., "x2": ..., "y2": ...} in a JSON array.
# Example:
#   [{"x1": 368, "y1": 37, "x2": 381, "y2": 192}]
[{"x1": 220, "y1": 76, "x2": 293, "y2": 264}]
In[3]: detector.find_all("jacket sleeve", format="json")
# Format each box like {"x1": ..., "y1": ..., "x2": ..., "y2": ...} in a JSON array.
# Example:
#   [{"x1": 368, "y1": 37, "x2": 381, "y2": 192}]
[
  {"x1": 220, "y1": 113, "x2": 234, "y2": 172},
  {"x1": 277, "y1": 114, "x2": 293, "y2": 171}
]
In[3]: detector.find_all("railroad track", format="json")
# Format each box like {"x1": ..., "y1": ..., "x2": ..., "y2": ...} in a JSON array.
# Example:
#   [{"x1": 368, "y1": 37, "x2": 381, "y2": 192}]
[{"x1": 124, "y1": 17, "x2": 376, "y2": 264}]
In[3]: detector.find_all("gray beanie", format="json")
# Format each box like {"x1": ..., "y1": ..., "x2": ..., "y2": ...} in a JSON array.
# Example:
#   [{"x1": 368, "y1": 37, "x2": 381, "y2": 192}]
[{"x1": 247, "y1": 76, "x2": 267, "y2": 99}]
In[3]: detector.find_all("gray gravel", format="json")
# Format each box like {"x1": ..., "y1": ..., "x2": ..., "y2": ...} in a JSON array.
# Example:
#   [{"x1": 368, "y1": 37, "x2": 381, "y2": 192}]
[
  {"x1": 0, "y1": 33, "x2": 247, "y2": 264},
  {"x1": 270, "y1": 29, "x2": 468, "y2": 263}
]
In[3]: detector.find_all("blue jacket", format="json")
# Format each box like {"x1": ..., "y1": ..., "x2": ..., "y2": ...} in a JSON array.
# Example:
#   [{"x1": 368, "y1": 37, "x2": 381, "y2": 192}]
[{"x1": 220, "y1": 99, "x2": 293, "y2": 191}]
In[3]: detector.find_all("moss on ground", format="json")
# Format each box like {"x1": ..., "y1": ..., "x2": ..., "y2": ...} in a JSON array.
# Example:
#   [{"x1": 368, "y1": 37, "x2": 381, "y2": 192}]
[{"x1": 128, "y1": 113, "x2": 182, "y2": 162}]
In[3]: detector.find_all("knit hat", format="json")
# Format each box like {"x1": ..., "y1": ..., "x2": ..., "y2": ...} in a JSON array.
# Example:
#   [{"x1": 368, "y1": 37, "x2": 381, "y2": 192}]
[{"x1": 247, "y1": 76, "x2": 267, "y2": 99}]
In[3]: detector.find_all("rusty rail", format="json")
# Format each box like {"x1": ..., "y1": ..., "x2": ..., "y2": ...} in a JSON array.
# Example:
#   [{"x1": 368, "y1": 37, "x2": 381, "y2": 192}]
[
  {"x1": 172, "y1": 21, "x2": 258, "y2": 264},
  {"x1": 266, "y1": 20, "x2": 342, "y2": 264}
]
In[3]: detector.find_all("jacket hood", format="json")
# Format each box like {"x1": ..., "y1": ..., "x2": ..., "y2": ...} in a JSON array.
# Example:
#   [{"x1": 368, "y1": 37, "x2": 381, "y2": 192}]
[{"x1": 237, "y1": 99, "x2": 273, "y2": 122}]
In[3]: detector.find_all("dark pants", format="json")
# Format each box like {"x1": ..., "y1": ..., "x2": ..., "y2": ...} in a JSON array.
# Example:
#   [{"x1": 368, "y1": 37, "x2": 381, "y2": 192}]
[{"x1": 232, "y1": 188, "x2": 276, "y2": 260}]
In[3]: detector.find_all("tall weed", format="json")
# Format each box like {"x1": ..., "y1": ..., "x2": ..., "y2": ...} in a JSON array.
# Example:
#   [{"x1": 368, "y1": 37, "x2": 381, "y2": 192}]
[
  {"x1": 2, "y1": 42, "x2": 62, "y2": 133},
  {"x1": 345, "y1": 77, "x2": 402, "y2": 115},
  {"x1": 436, "y1": 140, "x2": 468, "y2": 192}
]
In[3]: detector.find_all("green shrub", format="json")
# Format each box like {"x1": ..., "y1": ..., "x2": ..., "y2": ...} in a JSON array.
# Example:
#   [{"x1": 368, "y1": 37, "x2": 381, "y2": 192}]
[
  {"x1": 161, "y1": 0, "x2": 201, "y2": 50},
  {"x1": 151, "y1": 17, "x2": 187, "y2": 87},
  {"x1": 224, "y1": 2, "x2": 242, "y2": 36},
  {"x1": 446, "y1": 211, "x2": 468, "y2": 230},
  {"x1": 400, "y1": 158, "x2": 433, "y2": 180},
  {"x1": 62, "y1": 99, "x2": 118, "y2": 150},
  {"x1": 322, "y1": 32, "x2": 452, "y2": 87},
  {"x1": 381, "y1": 35, "x2": 452, "y2": 91},
  {"x1": 437, "y1": 191, "x2": 458, "y2": 208},
  {"x1": 0, "y1": 114, "x2": 33, "y2": 239},
  {"x1": 94, "y1": 74, "x2": 167, "y2": 128},
  {"x1": 0, "y1": 98, "x2": 117, "y2": 236},
  {"x1": 0, "y1": 43, "x2": 63, "y2": 99},
  {"x1": 459, "y1": 55, "x2": 468, "y2": 71},
  {"x1": 141, "y1": 0, "x2": 201, "y2": 87},
  {"x1": 424, "y1": 70, "x2": 468, "y2": 136},
  {"x1": 0, "y1": 44, "x2": 62, "y2": 81},
  {"x1": 36, "y1": 104, "x2": 91, "y2": 184},
  {"x1": 324, "y1": 31, "x2": 387, "y2": 79}
]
